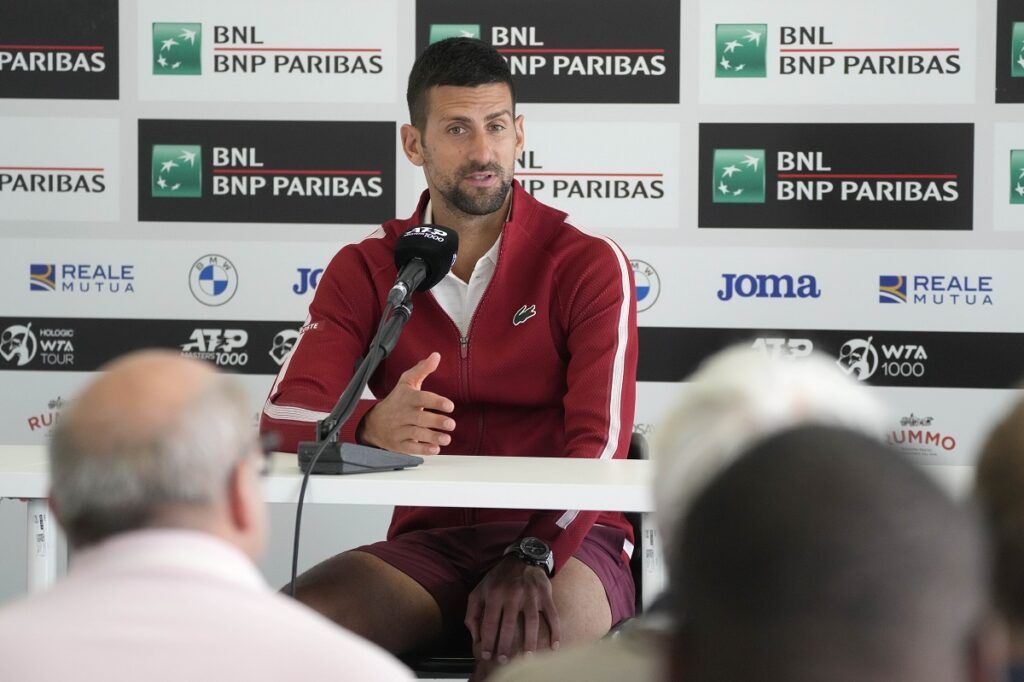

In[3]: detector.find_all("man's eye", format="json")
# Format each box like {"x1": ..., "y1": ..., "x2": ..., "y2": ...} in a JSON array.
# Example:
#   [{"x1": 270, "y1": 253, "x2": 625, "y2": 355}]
[
  {"x1": 490, "y1": 124, "x2": 506, "y2": 132},
  {"x1": 448, "y1": 126, "x2": 465, "y2": 135}
]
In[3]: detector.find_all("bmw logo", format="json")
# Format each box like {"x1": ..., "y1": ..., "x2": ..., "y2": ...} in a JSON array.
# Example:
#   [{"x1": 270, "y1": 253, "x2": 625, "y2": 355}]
[
  {"x1": 189, "y1": 254, "x2": 238, "y2": 306},
  {"x1": 630, "y1": 260, "x2": 660, "y2": 313}
]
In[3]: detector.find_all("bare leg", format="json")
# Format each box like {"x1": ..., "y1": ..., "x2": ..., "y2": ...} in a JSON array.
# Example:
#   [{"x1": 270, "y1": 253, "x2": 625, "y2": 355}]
[
  {"x1": 285, "y1": 550, "x2": 444, "y2": 655},
  {"x1": 471, "y1": 557, "x2": 612, "y2": 680}
]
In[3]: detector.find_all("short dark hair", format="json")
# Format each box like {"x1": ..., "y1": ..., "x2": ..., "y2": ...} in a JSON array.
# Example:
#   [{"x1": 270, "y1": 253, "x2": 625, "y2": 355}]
[
  {"x1": 675, "y1": 426, "x2": 986, "y2": 682},
  {"x1": 406, "y1": 37, "x2": 515, "y2": 130}
]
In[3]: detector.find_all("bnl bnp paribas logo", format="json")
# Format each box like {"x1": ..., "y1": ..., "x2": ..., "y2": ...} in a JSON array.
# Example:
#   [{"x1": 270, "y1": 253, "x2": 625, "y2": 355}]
[
  {"x1": 712, "y1": 149, "x2": 765, "y2": 203},
  {"x1": 715, "y1": 24, "x2": 767, "y2": 78},
  {"x1": 1011, "y1": 149, "x2": 1024, "y2": 204},
  {"x1": 153, "y1": 23, "x2": 202, "y2": 75},
  {"x1": 151, "y1": 145, "x2": 202, "y2": 198},
  {"x1": 1012, "y1": 22, "x2": 1024, "y2": 78},
  {"x1": 429, "y1": 25, "x2": 481, "y2": 43}
]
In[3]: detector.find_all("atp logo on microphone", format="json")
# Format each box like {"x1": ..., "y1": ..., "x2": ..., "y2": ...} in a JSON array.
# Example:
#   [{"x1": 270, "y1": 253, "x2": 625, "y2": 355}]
[{"x1": 405, "y1": 226, "x2": 449, "y2": 242}]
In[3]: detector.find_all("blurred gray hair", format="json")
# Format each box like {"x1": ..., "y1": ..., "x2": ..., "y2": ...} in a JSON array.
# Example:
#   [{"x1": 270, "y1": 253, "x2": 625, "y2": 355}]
[
  {"x1": 653, "y1": 344, "x2": 886, "y2": 556},
  {"x1": 50, "y1": 374, "x2": 253, "y2": 548}
]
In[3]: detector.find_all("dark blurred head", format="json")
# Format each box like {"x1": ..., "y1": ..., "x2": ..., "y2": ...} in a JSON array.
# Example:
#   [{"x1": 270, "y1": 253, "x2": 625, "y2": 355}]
[
  {"x1": 673, "y1": 425, "x2": 988, "y2": 682},
  {"x1": 976, "y1": 398, "x2": 1024, "y2": 631},
  {"x1": 406, "y1": 37, "x2": 516, "y2": 131}
]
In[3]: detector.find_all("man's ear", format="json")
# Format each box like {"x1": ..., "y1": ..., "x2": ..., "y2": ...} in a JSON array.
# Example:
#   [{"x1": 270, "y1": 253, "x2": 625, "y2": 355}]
[
  {"x1": 401, "y1": 124, "x2": 425, "y2": 167},
  {"x1": 514, "y1": 114, "x2": 525, "y2": 158},
  {"x1": 226, "y1": 460, "x2": 257, "y2": 533}
]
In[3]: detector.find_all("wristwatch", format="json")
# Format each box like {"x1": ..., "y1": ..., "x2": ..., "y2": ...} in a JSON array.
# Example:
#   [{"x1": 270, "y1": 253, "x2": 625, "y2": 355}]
[{"x1": 504, "y1": 536, "x2": 554, "y2": 576}]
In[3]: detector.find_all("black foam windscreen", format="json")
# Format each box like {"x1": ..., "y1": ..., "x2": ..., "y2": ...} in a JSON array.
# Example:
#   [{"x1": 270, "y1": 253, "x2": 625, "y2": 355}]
[{"x1": 394, "y1": 224, "x2": 459, "y2": 291}]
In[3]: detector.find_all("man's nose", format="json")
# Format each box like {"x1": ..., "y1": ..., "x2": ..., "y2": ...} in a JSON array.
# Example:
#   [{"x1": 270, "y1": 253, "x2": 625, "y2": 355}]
[{"x1": 465, "y1": 131, "x2": 493, "y2": 165}]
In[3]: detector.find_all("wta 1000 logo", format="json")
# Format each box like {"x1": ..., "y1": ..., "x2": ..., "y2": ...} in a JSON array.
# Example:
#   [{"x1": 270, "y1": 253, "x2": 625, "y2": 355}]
[{"x1": 836, "y1": 336, "x2": 928, "y2": 382}]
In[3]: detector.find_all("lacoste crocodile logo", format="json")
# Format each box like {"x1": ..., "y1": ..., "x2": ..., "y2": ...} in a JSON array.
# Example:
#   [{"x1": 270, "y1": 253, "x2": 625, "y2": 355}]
[{"x1": 513, "y1": 304, "x2": 537, "y2": 326}]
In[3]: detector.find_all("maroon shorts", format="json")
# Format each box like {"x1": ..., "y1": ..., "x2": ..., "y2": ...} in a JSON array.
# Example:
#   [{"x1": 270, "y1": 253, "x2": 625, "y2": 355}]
[{"x1": 355, "y1": 522, "x2": 635, "y2": 633}]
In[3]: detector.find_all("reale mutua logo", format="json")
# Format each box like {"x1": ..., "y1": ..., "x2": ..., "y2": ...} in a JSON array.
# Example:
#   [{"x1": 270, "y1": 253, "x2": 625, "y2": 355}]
[
  {"x1": 153, "y1": 23, "x2": 202, "y2": 75},
  {"x1": 879, "y1": 275, "x2": 993, "y2": 306},
  {"x1": 30, "y1": 263, "x2": 135, "y2": 294}
]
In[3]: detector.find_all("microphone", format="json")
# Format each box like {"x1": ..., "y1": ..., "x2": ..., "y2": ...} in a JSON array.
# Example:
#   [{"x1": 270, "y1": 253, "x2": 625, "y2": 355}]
[{"x1": 388, "y1": 224, "x2": 459, "y2": 306}]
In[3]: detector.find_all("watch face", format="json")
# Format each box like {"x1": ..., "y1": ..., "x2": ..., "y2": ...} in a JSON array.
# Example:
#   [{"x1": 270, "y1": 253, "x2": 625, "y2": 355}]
[{"x1": 521, "y1": 537, "x2": 549, "y2": 561}]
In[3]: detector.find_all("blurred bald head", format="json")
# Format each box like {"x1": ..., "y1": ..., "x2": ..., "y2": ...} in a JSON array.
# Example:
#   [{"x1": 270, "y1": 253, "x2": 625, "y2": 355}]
[
  {"x1": 673, "y1": 426, "x2": 989, "y2": 682},
  {"x1": 50, "y1": 350, "x2": 261, "y2": 550}
]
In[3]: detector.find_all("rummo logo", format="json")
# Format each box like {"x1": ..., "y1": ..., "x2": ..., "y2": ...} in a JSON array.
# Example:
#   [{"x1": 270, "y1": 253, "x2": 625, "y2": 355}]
[
  {"x1": 292, "y1": 267, "x2": 323, "y2": 295},
  {"x1": 180, "y1": 328, "x2": 249, "y2": 367},
  {"x1": 879, "y1": 275, "x2": 993, "y2": 306},
  {"x1": 717, "y1": 273, "x2": 821, "y2": 301},
  {"x1": 631, "y1": 260, "x2": 660, "y2": 312},
  {"x1": 836, "y1": 336, "x2": 928, "y2": 382},
  {"x1": 269, "y1": 329, "x2": 299, "y2": 366},
  {"x1": 751, "y1": 337, "x2": 813, "y2": 359},
  {"x1": 0, "y1": 0, "x2": 119, "y2": 99},
  {"x1": 26, "y1": 396, "x2": 65, "y2": 434},
  {"x1": 888, "y1": 413, "x2": 957, "y2": 457},
  {"x1": 153, "y1": 23, "x2": 201, "y2": 75},
  {"x1": 29, "y1": 263, "x2": 135, "y2": 294},
  {"x1": 151, "y1": 145, "x2": 201, "y2": 197},
  {"x1": 715, "y1": 25, "x2": 767, "y2": 78},
  {"x1": 699, "y1": 123, "x2": 974, "y2": 230},
  {"x1": 189, "y1": 255, "x2": 238, "y2": 307},
  {"x1": 1011, "y1": 150, "x2": 1024, "y2": 204},
  {"x1": 712, "y1": 149, "x2": 765, "y2": 203},
  {"x1": 416, "y1": 0, "x2": 679, "y2": 103},
  {"x1": 0, "y1": 323, "x2": 75, "y2": 369},
  {"x1": 139, "y1": 120, "x2": 394, "y2": 224}
]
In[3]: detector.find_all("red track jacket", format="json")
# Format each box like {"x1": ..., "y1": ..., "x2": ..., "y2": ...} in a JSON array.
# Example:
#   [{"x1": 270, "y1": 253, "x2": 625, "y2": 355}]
[{"x1": 261, "y1": 182, "x2": 638, "y2": 574}]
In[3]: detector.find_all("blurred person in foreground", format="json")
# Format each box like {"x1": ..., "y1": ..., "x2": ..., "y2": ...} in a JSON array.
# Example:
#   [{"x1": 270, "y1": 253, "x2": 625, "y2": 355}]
[
  {"x1": 975, "y1": 396, "x2": 1024, "y2": 681},
  {"x1": 492, "y1": 344, "x2": 886, "y2": 682},
  {"x1": 671, "y1": 425, "x2": 1001, "y2": 682},
  {"x1": 0, "y1": 350, "x2": 411, "y2": 682}
]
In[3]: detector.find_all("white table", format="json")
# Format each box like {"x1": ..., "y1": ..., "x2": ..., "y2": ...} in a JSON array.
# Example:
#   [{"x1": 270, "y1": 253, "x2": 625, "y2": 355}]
[{"x1": 0, "y1": 446, "x2": 662, "y2": 600}]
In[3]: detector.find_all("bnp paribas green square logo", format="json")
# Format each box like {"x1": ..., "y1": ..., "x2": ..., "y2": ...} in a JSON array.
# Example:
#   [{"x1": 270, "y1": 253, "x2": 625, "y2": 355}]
[
  {"x1": 1012, "y1": 22, "x2": 1024, "y2": 78},
  {"x1": 712, "y1": 149, "x2": 765, "y2": 203},
  {"x1": 429, "y1": 24, "x2": 481, "y2": 44},
  {"x1": 153, "y1": 23, "x2": 202, "y2": 75},
  {"x1": 715, "y1": 24, "x2": 767, "y2": 78},
  {"x1": 152, "y1": 145, "x2": 202, "y2": 198},
  {"x1": 1011, "y1": 150, "x2": 1024, "y2": 204}
]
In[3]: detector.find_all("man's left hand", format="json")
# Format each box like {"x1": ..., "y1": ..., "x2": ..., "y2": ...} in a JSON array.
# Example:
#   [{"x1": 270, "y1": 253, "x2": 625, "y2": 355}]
[{"x1": 465, "y1": 556, "x2": 562, "y2": 664}]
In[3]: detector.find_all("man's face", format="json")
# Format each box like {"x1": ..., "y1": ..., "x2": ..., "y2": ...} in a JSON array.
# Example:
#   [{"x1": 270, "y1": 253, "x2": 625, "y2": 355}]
[{"x1": 403, "y1": 83, "x2": 524, "y2": 218}]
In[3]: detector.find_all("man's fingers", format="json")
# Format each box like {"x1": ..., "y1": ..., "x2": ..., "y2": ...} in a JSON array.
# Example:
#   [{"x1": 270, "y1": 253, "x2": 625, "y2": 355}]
[
  {"x1": 541, "y1": 592, "x2": 562, "y2": 649},
  {"x1": 478, "y1": 602, "x2": 503, "y2": 660},
  {"x1": 495, "y1": 605, "x2": 521, "y2": 663},
  {"x1": 399, "y1": 352, "x2": 441, "y2": 390},
  {"x1": 415, "y1": 390, "x2": 455, "y2": 414},
  {"x1": 465, "y1": 594, "x2": 483, "y2": 644},
  {"x1": 400, "y1": 426, "x2": 451, "y2": 447},
  {"x1": 395, "y1": 439, "x2": 441, "y2": 456},
  {"x1": 414, "y1": 410, "x2": 455, "y2": 433},
  {"x1": 521, "y1": 602, "x2": 540, "y2": 654}
]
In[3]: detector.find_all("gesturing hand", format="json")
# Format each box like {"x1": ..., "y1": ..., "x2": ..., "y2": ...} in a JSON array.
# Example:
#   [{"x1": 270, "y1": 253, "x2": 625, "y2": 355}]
[
  {"x1": 465, "y1": 556, "x2": 562, "y2": 664},
  {"x1": 359, "y1": 352, "x2": 456, "y2": 455}
]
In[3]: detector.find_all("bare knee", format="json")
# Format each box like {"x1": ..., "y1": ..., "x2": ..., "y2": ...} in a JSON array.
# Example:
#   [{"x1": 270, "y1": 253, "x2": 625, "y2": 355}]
[{"x1": 286, "y1": 550, "x2": 443, "y2": 655}]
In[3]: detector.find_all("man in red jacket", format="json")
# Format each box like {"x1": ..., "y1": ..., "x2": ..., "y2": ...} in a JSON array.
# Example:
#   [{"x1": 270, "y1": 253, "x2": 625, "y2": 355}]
[{"x1": 261, "y1": 37, "x2": 638, "y2": 675}]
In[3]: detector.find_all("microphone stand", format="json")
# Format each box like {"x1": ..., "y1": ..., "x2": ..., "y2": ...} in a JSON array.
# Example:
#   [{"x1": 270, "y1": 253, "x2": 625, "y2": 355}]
[{"x1": 296, "y1": 296, "x2": 423, "y2": 474}]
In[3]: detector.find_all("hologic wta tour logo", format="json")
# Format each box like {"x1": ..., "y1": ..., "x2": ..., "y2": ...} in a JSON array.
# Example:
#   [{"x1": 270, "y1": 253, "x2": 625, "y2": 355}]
[
  {"x1": 715, "y1": 24, "x2": 767, "y2": 78},
  {"x1": 151, "y1": 145, "x2": 202, "y2": 197},
  {"x1": 152, "y1": 23, "x2": 201, "y2": 75},
  {"x1": 712, "y1": 149, "x2": 765, "y2": 203},
  {"x1": 1011, "y1": 150, "x2": 1024, "y2": 204},
  {"x1": 699, "y1": 123, "x2": 974, "y2": 230}
]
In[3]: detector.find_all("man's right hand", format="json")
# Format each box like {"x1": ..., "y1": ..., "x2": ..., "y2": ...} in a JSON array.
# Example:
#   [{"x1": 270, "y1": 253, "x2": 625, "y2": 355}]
[{"x1": 358, "y1": 352, "x2": 456, "y2": 455}]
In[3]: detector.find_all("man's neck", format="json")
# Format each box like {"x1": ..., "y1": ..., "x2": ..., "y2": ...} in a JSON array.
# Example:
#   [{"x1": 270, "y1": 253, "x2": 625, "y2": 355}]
[{"x1": 430, "y1": 192, "x2": 510, "y2": 283}]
